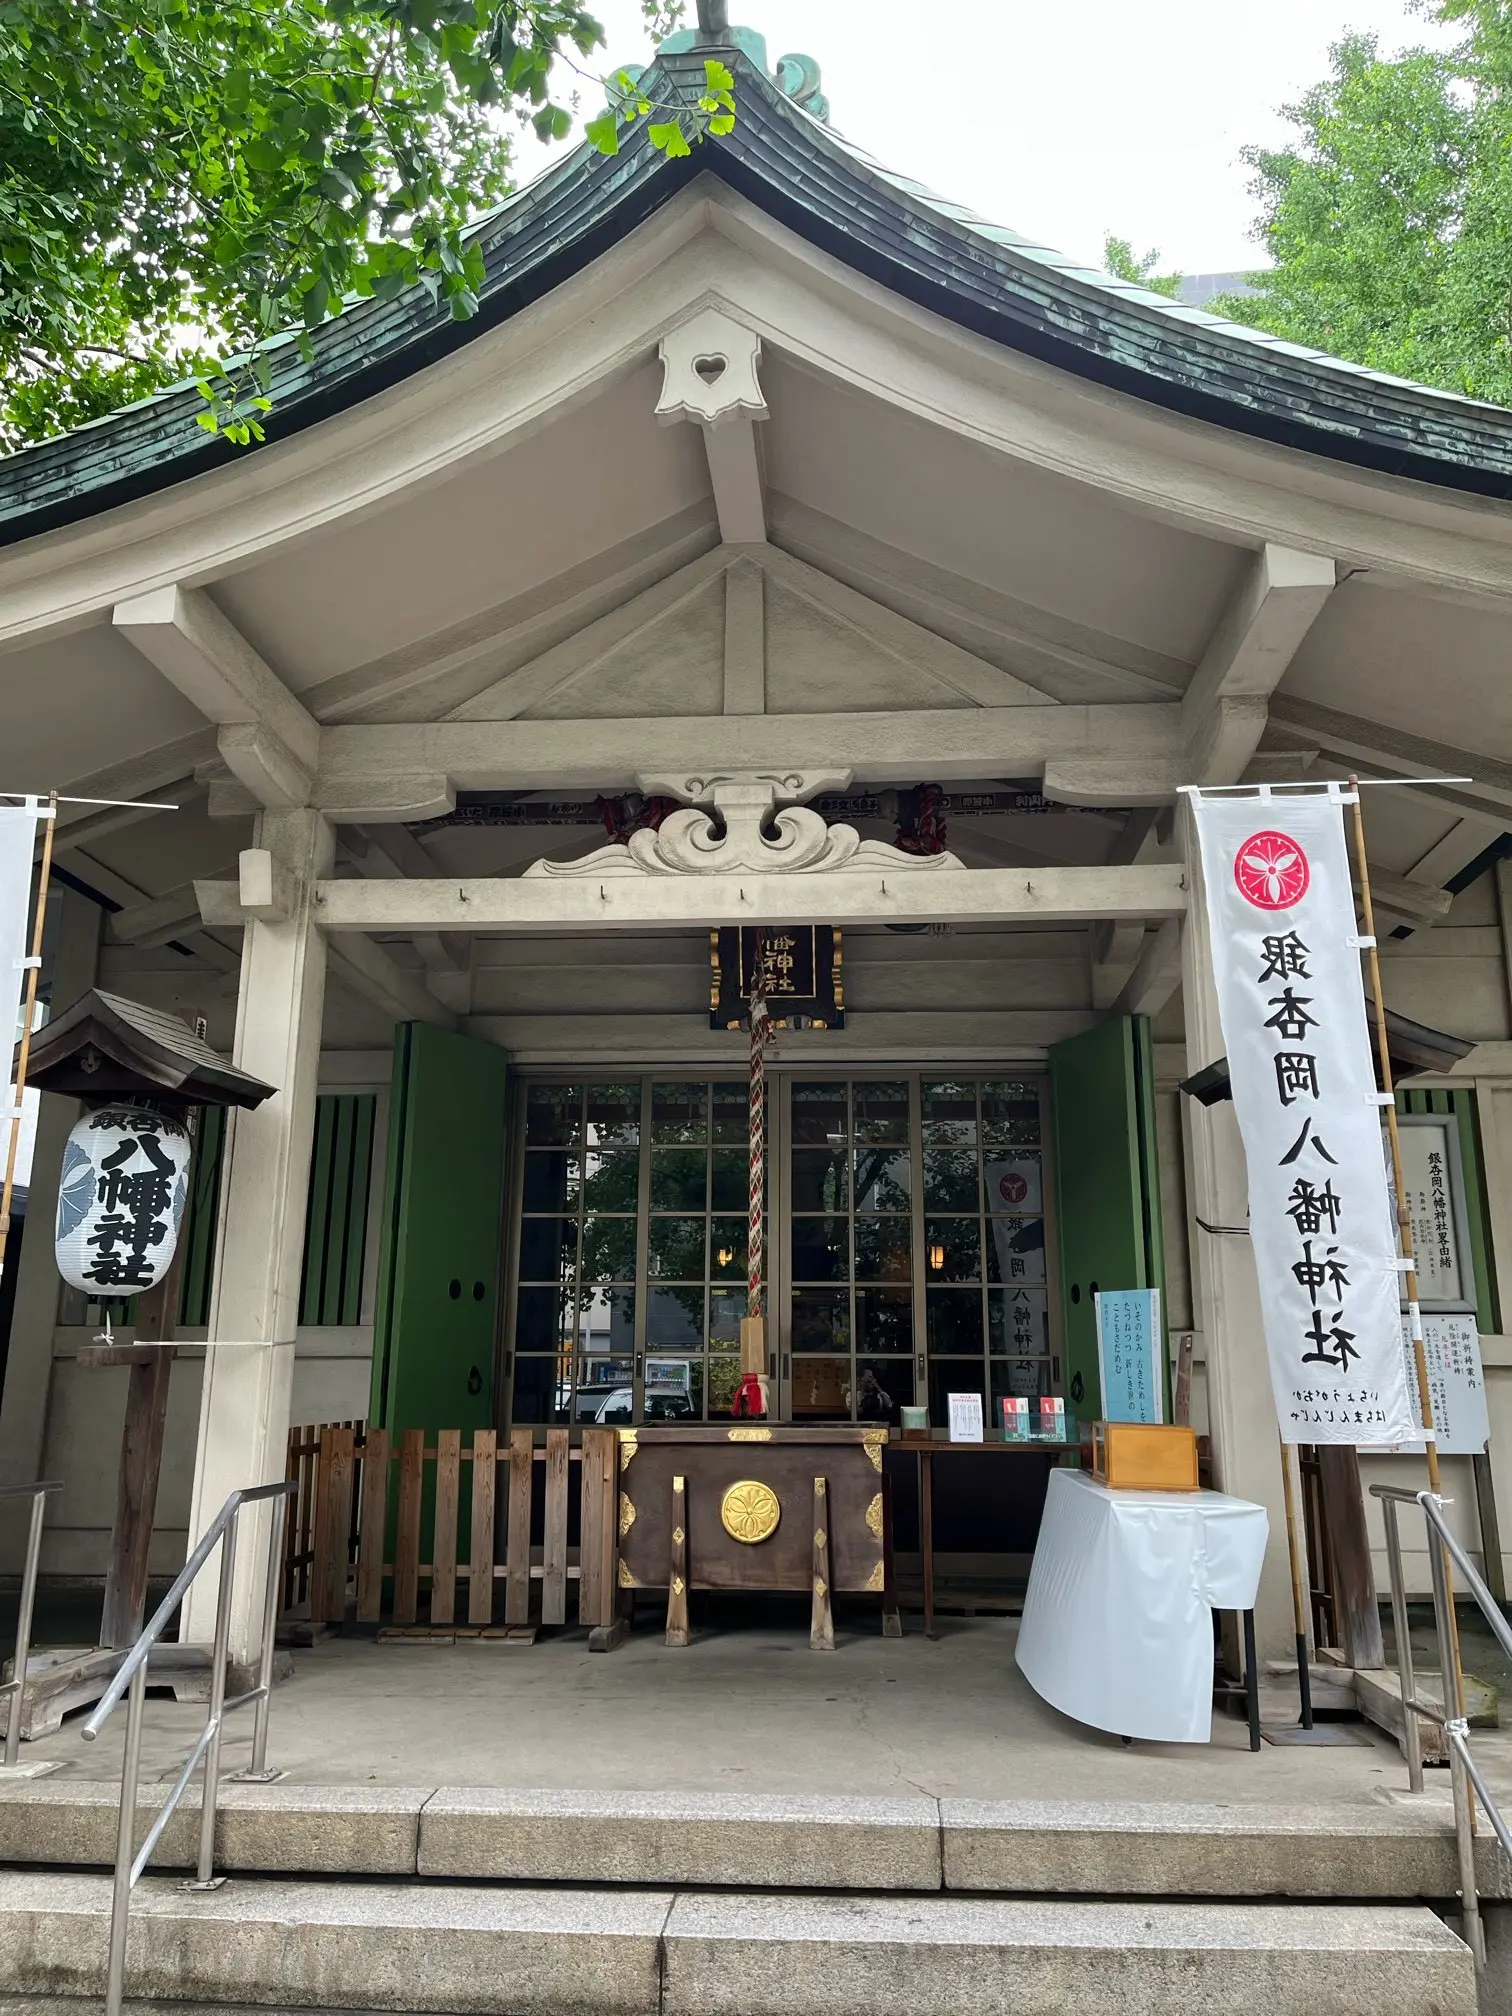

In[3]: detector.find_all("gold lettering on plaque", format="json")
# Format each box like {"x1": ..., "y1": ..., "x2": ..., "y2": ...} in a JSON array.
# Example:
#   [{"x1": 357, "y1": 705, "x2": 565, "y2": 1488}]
[
  {"x1": 728, "y1": 1427, "x2": 772, "y2": 1442},
  {"x1": 721, "y1": 1479, "x2": 781, "y2": 1544}
]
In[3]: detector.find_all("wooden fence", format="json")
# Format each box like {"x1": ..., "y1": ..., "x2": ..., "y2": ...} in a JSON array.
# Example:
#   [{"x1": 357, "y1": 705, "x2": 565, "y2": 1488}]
[
  {"x1": 286, "y1": 1423, "x2": 619, "y2": 1632},
  {"x1": 284, "y1": 1418, "x2": 364, "y2": 1617}
]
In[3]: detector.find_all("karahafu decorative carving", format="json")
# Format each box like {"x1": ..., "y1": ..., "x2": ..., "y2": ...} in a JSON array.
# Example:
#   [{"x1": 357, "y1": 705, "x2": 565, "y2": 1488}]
[
  {"x1": 527, "y1": 771, "x2": 962, "y2": 879},
  {"x1": 656, "y1": 307, "x2": 768, "y2": 429}
]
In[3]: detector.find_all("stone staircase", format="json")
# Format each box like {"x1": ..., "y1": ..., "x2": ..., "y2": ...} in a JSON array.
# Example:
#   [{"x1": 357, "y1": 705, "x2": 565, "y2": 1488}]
[{"x1": 0, "y1": 1780, "x2": 1501, "y2": 2013}]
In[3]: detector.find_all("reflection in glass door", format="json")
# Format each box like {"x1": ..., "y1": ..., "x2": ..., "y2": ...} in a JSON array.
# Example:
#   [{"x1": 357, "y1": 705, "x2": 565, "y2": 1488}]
[
  {"x1": 788, "y1": 1080, "x2": 915, "y2": 1423},
  {"x1": 510, "y1": 1077, "x2": 762, "y2": 1426},
  {"x1": 509, "y1": 1071, "x2": 1053, "y2": 1430},
  {"x1": 785, "y1": 1075, "x2": 1054, "y2": 1429}
]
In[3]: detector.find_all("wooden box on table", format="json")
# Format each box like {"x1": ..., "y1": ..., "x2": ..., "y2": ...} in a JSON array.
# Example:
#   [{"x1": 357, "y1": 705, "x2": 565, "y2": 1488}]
[{"x1": 1090, "y1": 1421, "x2": 1199, "y2": 1492}]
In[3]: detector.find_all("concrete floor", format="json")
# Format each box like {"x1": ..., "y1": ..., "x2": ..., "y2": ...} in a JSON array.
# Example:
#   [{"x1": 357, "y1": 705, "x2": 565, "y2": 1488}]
[{"x1": 16, "y1": 1597, "x2": 1512, "y2": 1809}]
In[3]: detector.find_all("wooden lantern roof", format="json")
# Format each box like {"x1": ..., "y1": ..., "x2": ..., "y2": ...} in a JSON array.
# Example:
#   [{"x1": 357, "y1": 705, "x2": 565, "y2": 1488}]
[{"x1": 19, "y1": 991, "x2": 275, "y2": 1108}]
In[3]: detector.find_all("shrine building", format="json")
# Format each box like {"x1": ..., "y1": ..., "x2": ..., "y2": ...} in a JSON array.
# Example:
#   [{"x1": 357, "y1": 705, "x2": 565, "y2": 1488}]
[{"x1": 2, "y1": 15, "x2": 1511, "y2": 1663}]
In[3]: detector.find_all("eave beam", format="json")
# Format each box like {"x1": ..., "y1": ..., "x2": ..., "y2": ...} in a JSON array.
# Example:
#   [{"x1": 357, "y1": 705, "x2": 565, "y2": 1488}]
[
  {"x1": 198, "y1": 863, "x2": 1186, "y2": 935},
  {"x1": 1111, "y1": 917, "x2": 1184, "y2": 1019},
  {"x1": 325, "y1": 932, "x2": 458, "y2": 1031},
  {"x1": 108, "y1": 882, "x2": 207, "y2": 949},
  {"x1": 1183, "y1": 545, "x2": 1335, "y2": 786},
  {"x1": 1268, "y1": 698, "x2": 1512, "y2": 821},
  {"x1": 113, "y1": 585, "x2": 320, "y2": 808},
  {"x1": 313, "y1": 706, "x2": 1187, "y2": 821}
]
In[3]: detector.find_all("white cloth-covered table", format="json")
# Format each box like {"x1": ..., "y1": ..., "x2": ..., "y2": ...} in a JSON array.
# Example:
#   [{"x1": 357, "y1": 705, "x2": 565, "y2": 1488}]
[{"x1": 1016, "y1": 1468, "x2": 1269, "y2": 1743}]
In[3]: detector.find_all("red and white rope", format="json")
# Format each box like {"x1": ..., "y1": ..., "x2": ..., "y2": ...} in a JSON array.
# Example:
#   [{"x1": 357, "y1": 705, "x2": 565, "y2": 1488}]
[{"x1": 749, "y1": 944, "x2": 769, "y2": 1319}]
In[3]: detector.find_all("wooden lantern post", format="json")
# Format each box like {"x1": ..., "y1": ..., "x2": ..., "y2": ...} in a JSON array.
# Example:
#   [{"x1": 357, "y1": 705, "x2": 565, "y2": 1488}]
[{"x1": 8, "y1": 992, "x2": 274, "y2": 1737}]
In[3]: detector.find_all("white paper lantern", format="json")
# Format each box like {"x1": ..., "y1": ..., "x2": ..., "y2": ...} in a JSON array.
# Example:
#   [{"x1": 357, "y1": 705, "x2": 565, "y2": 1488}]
[{"x1": 54, "y1": 1105, "x2": 191, "y2": 1298}]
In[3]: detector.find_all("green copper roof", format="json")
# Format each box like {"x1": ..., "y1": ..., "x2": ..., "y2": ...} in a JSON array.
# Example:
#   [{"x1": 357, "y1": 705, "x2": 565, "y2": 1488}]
[{"x1": 6, "y1": 42, "x2": 1512, "y2": 542}]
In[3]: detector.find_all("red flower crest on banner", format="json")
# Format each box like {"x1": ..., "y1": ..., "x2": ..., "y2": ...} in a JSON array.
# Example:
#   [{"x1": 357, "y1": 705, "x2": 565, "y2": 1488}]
[{"x1": 1234, "y1": 830, "x2": 1310, "y2": 910}]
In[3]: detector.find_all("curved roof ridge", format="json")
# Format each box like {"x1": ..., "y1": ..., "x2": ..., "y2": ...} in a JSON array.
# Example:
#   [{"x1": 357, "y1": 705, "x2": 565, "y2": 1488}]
[
  {"x1": 4, "y1": 42, "x2": 1512, "y2": 545},
  {"x1": 808, "y1": 101, "x2": 1507, "y2": 418}
]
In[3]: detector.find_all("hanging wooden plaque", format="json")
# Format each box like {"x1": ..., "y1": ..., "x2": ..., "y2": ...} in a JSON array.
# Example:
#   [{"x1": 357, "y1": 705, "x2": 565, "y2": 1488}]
[{"x1": 709, "y1": 927, "x2": 844, "y2": 1031}]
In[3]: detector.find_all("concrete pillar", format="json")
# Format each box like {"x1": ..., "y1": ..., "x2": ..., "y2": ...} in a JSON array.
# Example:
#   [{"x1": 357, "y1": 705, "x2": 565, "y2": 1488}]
[
  {"x1": 1177, "y1": 798, "x2": 1295, "y2": 1658},
  {"x1": 0, "y1": 888, "x2": 102, "y2": 1565},
  {"x1": 182, "y1": 810, "x2": 332, "y2": 1658}
]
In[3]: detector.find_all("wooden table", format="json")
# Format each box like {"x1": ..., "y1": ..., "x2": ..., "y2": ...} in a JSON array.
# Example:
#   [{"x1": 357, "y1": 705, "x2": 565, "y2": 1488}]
[
  {"x1": 615, "y1": 1426, "x2": 899, "y2": 1648},
  {"x1": 904, "y1": 1431, "x2": 1076, "y2": 1640}
]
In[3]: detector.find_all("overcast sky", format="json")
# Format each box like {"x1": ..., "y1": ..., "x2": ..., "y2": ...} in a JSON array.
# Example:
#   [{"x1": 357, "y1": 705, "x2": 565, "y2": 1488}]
[{"x1": 515, "y1": 0, "x2": 1456, "y2": 275}]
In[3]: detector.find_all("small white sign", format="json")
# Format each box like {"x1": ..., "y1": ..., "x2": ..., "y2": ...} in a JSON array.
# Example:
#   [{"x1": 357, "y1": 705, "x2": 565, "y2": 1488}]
[
  {"x1": 1390, "y1": 1312, "x2": 1492, "y2": 1457},
  {"x1": 1399, "y1": 1119, "x2": 1465, "y2": 1307},
  {"x1": 948, "y1": 1391, "x2": 984, "y2": 1443}
]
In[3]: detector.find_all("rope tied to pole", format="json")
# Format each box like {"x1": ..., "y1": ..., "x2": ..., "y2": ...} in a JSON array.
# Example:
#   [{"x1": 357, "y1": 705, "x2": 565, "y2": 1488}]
[{"x1": 748, "y1": 930, "x2": 773, "y2": 1320}]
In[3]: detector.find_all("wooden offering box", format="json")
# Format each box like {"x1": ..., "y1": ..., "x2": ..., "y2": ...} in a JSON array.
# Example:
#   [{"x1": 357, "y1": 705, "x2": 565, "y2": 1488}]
[
  {"x1": 615, "y1": 1426, "x2": 896, "y2": 1648},
  {"x1": 1090, "y1": 1421, "x2": 1200, "y2": 1493}
]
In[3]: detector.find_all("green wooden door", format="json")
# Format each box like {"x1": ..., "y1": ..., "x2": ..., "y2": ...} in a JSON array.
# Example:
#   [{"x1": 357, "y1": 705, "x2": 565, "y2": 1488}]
[
  {"x1": 369, "y1": 1024, "x2": 511, "y2": 1437},
  {"x1": 1048, "y1": 1017, "x2": 1167, "y2": 1423}
]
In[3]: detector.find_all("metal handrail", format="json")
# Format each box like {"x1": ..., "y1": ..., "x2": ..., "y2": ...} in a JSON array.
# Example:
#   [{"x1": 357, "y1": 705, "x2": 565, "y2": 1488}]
[
  {"x1": 82, "y1": 1480, "x2": 292, "y2": 2016},
  {"x1": 0, "y1": 1480, "x2": 61, "y2": 1768},
  {"x1": 1370, "y1": 1483, "x2": 1512, "y2": 1975}
]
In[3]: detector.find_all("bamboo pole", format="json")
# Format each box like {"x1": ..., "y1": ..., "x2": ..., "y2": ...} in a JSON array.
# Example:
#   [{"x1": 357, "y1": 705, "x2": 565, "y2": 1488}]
[
  {"x1": 0, "y1": 794, "x2": 57, "y2": 1280},
  {"x1": 1346, "y1": 775, "x2": 1466, "y2": 1721},
  {"x1": 1278, "y1": 1431, "x2": 1314, "y2": 1727}
]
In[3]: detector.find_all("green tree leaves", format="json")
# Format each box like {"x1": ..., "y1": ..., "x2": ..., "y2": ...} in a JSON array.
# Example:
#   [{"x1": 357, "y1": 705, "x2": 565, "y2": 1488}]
[
  {"x1": 1101, "y1": 236, "x2": 1183, "y2": 301},
  {"x1": 0, "y1": 0, "x2": 720, "y2": 451},
  {"x1": 1216, "y1": 11, "x2": 1512, "y2": 405}
]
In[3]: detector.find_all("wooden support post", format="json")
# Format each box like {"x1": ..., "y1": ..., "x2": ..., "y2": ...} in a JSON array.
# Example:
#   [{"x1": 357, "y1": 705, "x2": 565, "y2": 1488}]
[
  {"x1": 468, "y1": 1427, "x2": 496, "y2": 1627},
  {"x1": 393, "y1": 1429, "x2": 424, "y2": 1625},
  {"x1": 880, "y1": 1472, "x2": 902, "y2": 1639},
  {"x1": 1316, "y1": 1445, "x2": 1385, "y2": 1669},
  {"x1": 504, "y1": 1429, "x2": 533, "y2": 1626},
  {"x1": 309, "y1": 1425, "x2": 355, "y2": 1625},
  {"x1": 811, "y1": 1475, "x2": 834, "y2": 1651},
  {"x1": 96, "y1": 1207, "x2": 190, "y2": 1649},
  {"x1": 578, "y1": 1428, "x2": 611, "y2": 1629},
  {"x1": 355, "y1": 1426, "x2": 389, "y2": 1623},
  {"x1": 97, "y1": 1340, "x2": 176, "y2": 1648},
  {"x1": 666, "y1": 1475, "x2": 689, "y2": 1648},
  {"x1": 431, "y1": 1428, "x2": 460, "y2": 1626},
  {"x1": 541, "y1": 1429, "x2": 569, "y2": 1626},
  {"x1": 1472, "y1": 1453, "x2": 1507, "y2": 1609}
]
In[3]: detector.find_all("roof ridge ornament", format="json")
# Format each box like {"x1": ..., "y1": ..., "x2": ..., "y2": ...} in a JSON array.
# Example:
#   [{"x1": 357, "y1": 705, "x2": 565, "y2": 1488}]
[{"x1": 660, "y1": 14, "x2": 831, "y2": 123}]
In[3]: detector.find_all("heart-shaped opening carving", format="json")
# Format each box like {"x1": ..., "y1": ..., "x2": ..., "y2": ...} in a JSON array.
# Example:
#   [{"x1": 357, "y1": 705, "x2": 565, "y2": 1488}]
[{"x1": 693, "y1": 353, "x2": 727, "y2": 386}]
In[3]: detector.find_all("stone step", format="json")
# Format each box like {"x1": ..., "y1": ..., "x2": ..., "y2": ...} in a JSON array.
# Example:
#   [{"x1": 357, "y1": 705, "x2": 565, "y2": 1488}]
[
  {"x1": 3, "y1": 1780, "x2": 1509, "y2": 1903},
  {"x1": 0, "y1": 1870, "x2": 1477, "y2": 2016}
]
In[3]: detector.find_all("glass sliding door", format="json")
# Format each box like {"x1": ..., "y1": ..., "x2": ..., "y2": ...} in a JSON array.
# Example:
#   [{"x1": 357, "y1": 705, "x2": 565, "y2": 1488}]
[
  {"x1": 507, "y1": 1069, "x2": 1053, "y2": 1431},
  {"x1": 787, "y1": 1073, "x2": 1054, "y2": 1430},
  {"x1": 788, "y1": 1079, "x2": 916, "y2": 1424},
  {"x1": 513, "y1": 1080, "x2": 640, "y2": 1425},
  {"x1": 922, "y1": 1077, "x2": 1052, "y2": 1429},
  {"x1": 645, "y1": 1077, "x2": 763, "y2": 1423},
  {"x1": 508, "y1": 1075, "x2": 760, "y2": 1426}
]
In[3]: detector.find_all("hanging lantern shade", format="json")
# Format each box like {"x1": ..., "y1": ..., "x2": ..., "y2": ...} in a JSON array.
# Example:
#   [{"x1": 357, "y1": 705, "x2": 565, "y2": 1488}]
[{"x1": 54, "y1": 1104, "x2": 192, "y2": 1297}]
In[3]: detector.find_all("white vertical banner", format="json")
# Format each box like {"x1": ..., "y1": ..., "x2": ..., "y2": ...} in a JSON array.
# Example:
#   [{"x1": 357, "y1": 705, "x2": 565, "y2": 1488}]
[
  {"x1": 0, "y1": 798, "x2": 39, "y2": 1128},
  {"x1": 1191, "y1": 788, "x2": 1415, "y2": 1444}
]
